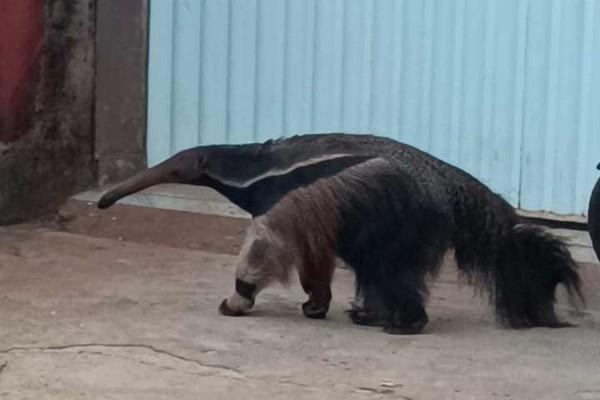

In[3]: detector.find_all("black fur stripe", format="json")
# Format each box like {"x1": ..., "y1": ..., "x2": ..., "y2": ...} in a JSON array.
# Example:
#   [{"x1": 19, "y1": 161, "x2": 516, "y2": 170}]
[{"x1": 235, "y1": 279, "x2": 256, "y2": 301}]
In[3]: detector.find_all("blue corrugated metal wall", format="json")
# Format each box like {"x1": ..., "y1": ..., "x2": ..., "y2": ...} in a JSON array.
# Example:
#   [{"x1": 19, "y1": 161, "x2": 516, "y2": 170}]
[{"x1": 147, "y1": 0, "x2": 600, "y2": 216}]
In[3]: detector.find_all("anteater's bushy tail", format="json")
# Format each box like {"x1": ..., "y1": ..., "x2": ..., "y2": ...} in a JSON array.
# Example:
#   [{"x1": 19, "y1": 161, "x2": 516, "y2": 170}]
[{"x1": 493, "y1": 224, "x2": 583, "y2": 328}]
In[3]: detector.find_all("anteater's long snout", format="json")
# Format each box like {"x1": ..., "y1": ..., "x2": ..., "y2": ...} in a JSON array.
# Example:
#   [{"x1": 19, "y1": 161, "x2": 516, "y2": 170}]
[
  {"x1": 97, "y1": 162, "x2": 178, "y2": 209},
  {"x1": 96, "y1": 148, "x2": 204, "y2": 209},
  {"x1": 97, "y1": 192, "x2": 119, "y2": 209}
]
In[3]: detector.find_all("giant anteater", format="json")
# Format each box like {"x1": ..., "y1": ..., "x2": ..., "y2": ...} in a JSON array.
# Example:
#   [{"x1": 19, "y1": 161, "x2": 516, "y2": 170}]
[{"x1": 98, "y1": 134, "x2": 582, "y2": 334}]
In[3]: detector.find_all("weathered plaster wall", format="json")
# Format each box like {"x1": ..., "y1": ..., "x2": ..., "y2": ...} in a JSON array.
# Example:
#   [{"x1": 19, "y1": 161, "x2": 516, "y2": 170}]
[
  {"x1": 0, "y1": 0, "x2": 96, "y2": 224},
  {"x1": 95, "y1": 0, "x2": 147, "y2": 185}
]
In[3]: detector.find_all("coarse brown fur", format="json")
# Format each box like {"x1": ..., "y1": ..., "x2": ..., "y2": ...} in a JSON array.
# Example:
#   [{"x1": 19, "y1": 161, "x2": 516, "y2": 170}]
[{"x1": 263, "y1": 170, "x2": 348, "y2": 317}]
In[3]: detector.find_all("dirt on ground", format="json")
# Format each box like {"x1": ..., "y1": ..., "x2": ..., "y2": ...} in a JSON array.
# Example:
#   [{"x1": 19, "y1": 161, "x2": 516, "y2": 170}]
[{"x1": 1, "y1": 206, "x2": 600, "y2": 400}]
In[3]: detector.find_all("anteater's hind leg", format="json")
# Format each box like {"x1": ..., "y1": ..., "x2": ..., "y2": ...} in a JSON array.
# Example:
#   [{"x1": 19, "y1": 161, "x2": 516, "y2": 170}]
[
  {"x1": 347, "y1": 268, "x2": 429, "y2": 334},
  {"x1": 342, "y1": 255, "x2": 431, "y2": 334},
  {"x1": 347, "y1": 285, "x2": 390, "y2": 327},
  {"x1": 348, "y1": 291, "x2": 390, "y2": 326},
  {"x1": 219, "y1": 220, "x2": 291, "y2": 316},
  {"x1": 342, "y1": 241, "x2": 440, "y2": 335},
  {"x1": 381, "y1": 274, "x2": 429, "y2": 335}
]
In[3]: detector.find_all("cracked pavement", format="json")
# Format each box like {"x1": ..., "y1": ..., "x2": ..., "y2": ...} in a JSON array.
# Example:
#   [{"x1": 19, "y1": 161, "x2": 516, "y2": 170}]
[{"x1": 1, "y1": 219, "x2": 600, "y2": 399}]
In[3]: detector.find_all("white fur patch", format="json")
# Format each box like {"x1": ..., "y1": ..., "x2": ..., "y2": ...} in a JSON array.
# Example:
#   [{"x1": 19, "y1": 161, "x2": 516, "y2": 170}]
[
  {"x1": 211, "y1": 153, "x2": 359, "y2": 188},
  {"x1": 227, "y1": 293, "x2": 253, "y2": 311}
]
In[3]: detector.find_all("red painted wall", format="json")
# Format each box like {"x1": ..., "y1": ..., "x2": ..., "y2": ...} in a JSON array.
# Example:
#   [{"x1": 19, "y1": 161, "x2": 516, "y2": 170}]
[{"x1": 0, "y1": 0, "x2": 43, "y2": 142}]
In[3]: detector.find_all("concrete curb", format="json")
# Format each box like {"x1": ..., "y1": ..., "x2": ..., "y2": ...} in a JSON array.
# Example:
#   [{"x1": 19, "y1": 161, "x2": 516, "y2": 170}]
[{"x1": 73, "y1": 184, "x2": 251, "y2": 220}]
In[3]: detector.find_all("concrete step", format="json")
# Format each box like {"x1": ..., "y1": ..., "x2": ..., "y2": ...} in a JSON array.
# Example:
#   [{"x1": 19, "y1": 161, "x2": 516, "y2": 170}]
[{"x1": 73, "y1": 183, "x2": 251, "y2": 220}]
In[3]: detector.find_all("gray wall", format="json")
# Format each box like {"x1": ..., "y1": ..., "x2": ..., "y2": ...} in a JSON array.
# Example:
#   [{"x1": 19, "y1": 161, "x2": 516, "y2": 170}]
[{"x1": 0, "y1": 0, "x2": 148, "y2": 225}]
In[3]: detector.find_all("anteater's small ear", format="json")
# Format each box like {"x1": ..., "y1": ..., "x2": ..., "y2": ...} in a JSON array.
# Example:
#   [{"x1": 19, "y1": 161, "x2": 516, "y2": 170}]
[
  {"x1": 596, "y1": 162, "x2": 599, "y2": 170},
  {"x1": 195, "y1": 154, "x2": 207, "y2": 173}
]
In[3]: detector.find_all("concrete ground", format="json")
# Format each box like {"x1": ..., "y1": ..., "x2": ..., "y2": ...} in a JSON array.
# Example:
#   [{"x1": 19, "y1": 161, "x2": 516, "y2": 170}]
[{"x1": 1, "y1": 185, "x2": 600, "y2": 399}]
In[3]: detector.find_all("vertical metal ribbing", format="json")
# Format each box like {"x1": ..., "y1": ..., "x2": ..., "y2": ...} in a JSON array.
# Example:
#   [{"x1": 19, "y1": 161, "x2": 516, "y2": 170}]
[
  {"x1": 449, "y1": 0, "x2": 465, "y2": 165},
  {"x1": 480, "y1": 0, "x2": 497, "y2": 183},
  {"x1": 168, "y1": 0, "x2": 177, "y2": 154},
  {"x1": 515, "y1": 0, "x2": 529, "y2": 209},
  {"x1": 251, "y1": 0, "x2": 260, "y2": 142},
  {"x1": 146, "y1": 0, "x2": 174, "y2": 166},
  {"x1": 225, "y1": 0, "x2": 232, "y2": 143},
  {"x1": 361, "y1": 0, "x2": 374, "y2": 132},
  {"x1": 542, "y1": 0, "x2": 562, "y2": 211},
  {"x1": 147, "y1": 0, "x2": 598, "y2": 215},
  {"x1": 388, "y1": 0, "x2": 405, "y2": 140},
  {"x1": 420, "y1": 0, "x2": 434, "y2": 151},
  {"x1": 576, "y1": 0, "x2": 595, "y2": 212},
  {"x1": 197, "y1": 0, "x2": 205, "y2": 146},
  {"x1": 280, "y1": 0, "x2": 288, "y2": 136}
]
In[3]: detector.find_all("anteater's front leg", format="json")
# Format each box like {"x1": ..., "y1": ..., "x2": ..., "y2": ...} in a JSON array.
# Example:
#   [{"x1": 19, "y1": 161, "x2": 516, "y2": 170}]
[
  {"x1": 219, "y1": 239, "x2": 270, "y2": 316},
  {"x1": 298, "y1": 264, "x2": 333, "y2": 319},
  {"x1": 219, "y1": 221, "x2": 291, "y2": 316}
]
